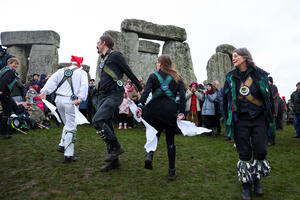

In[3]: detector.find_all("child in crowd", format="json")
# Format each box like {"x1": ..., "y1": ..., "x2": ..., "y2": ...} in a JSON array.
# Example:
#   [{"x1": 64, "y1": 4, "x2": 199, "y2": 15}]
[{"x1": 118, "y1": 92, "x2": 130, "y2": 130}]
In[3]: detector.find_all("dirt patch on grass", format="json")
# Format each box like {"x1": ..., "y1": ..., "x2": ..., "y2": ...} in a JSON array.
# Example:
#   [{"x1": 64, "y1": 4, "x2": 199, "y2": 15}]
[
  {"x1": 83, "y1": 167, "x2": 94, "y2": 180},
  {"x1": 18, "y1": 180, "x2": 37, "y2": 192}
]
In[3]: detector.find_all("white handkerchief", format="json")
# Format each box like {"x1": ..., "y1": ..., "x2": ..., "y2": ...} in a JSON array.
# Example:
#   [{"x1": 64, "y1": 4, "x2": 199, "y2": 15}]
[
  {"x1": 74, "y1": 105, "x2": 90, "y2": 125},
  {"x1": 128, "y1": 99, "x2": 158, "y2": 152},
  {"x1": 177, "y1": 120, "x2": 212, "y2": 136},
  {"x1": 42, "y1": 99, "x2": 61, "y2": 123}
]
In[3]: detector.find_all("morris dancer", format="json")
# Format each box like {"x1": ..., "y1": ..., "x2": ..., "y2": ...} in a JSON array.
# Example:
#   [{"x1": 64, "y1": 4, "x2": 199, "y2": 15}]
[
  {"x1": 136, "y1": 54, "x2": 185, "y2": 180},
  {"x1": 223, "y1": 48, "x2": 274, "y2": 200},
  {"x1": 40, "y1": 56, "x2": 88, "y2": 163},
  {"x1": 93, "y1": 35, "x2": 143, "y2": 172}
]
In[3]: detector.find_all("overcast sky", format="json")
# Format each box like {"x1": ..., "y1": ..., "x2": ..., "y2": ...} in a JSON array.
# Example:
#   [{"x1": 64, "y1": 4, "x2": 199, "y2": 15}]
[{"x1": 1, "y1": 0, "x2": 299, "y2": 98}]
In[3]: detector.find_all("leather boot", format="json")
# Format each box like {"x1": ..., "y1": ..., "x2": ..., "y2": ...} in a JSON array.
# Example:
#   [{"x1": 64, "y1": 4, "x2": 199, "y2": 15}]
[
  {"x1": 168, "y1": 168, "x2": 176, "y2": 180},
  {"x1": 167, "y1": 145, "x2": 176, "y2": 180},
  {"x1": 167, "y1": 145, "x2": 176, "y2": 169},
  {"x1": 241, "y1": 183, "x2": 252, "y2": 200},
  {"x1": 254, "y1": 179, "x2": 263, "y2": 196},
  {"x1": 144, "y1": 151, "x2": 154, "y2": 169},
  {"x1": 104, "y1": 144, "x2": 124, "y2": 162},
  {"x1": 100, "y1": 158, "x2": 120, "y2": 172},
  {"x1": 62, "y1": 156, "x2": 77, "y2": 163}
]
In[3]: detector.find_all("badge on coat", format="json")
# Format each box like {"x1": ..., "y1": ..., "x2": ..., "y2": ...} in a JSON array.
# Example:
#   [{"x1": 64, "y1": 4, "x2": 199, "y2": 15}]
[
  {"x1": 99, "y1": 60, "x2": 105, "y2": 69},
  {"x1": 64, "y1": 69, "x2": 73, "y2": 77},
  {"x1": 240, "y1": 86, "x2": 250, "y2": 96}
]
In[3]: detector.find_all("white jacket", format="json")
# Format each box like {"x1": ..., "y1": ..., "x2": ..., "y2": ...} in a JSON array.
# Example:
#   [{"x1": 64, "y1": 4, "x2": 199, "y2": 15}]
[{"x1": 41, "y1": 65, "x2": 88, "y2": 102}]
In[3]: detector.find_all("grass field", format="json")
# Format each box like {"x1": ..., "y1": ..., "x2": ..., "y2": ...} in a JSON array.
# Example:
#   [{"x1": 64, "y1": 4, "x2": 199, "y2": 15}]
[{"x1": 1, "y1": 122, "x2": 300, "y2": 200}]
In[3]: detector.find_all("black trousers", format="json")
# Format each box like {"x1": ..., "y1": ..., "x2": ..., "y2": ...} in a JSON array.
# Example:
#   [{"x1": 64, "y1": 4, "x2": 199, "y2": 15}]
[
  {"x1": 92, "y1": 90, "x2": 123, "y2": 143},
  {"x1": 202, "y1": 115, "x2": 215, "y2": 129},
  {"x1": 234, "y1": 113, "x2": 268, "y2": 161},
  {"x1": 0, "y1": 93, "x2": 17, "y2": 135},
  {"x1": 119, "y1": 114, "x2": 128, "y2": 125}
]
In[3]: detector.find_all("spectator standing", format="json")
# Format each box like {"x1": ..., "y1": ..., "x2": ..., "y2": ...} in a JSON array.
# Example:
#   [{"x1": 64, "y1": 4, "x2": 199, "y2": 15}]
[
  {"x1": 290, "y1": 82, "x2": 300, "y2": 138},
  {"x1": 201, "y1": 83, "x2": 217, "y2": 134},
  {"x1": 118, "y1": 92, "x2": 130, "y2": 130},
  {"x1": 185, "y1": 81, "x2": 202, "y2": 126}
]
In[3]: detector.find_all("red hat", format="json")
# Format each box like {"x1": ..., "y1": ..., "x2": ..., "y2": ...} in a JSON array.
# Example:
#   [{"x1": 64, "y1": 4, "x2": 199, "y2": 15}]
[
  {"x1": 71, "y1": 55, "x2": 83, "y2": 67},
  {"x1": 282, "y1": 96, "x2": 285, "y2": 99},
  {"x1": 189, "y1": 81, "x2": 199, "y2": 88}
]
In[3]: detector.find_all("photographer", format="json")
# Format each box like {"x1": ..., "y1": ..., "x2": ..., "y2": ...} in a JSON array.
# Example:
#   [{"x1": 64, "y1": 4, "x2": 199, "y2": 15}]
[{"x1": 185, "y1": 82, "x2": 202, "y2": 126}]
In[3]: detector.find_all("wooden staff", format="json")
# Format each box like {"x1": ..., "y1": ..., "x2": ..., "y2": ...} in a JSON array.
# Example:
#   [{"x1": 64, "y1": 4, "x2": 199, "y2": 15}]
[{"x1": 13, "y1": 127, "x2": 27, "y2": 135}]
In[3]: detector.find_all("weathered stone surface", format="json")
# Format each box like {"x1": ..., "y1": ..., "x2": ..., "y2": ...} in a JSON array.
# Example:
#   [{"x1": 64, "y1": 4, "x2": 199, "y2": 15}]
[
  {"x1": 216, "y1": 44, "x2": 236, "y2": 60},
  {"x1": 122, "y1": 32, "x2": 139, "y2": 70},
  {"x1": 6, "y1": 46, "x2": 30, "y2": 83},
  {"x1": 27, "y1": 45, "x2": 58, "y2": 84},
  {"x1": 138, "y1": 40, "x2": 160, "y2": 54},
  {"x1": 136, "y1": 52, "x2": 158, "y2": 80},
  {"x1": 1, "y1": 31, "x2": 60, "y2": 48},
  {"x1": 121, "y1": 19, "x2": 186, "y2": 42},
  {"x1": 162, "y1": 41, "x2": 196, "y2": 84},
  {"x1": 206, "y1": 52, "x2": 234, "y2": 88},
  {"x1": 103, "y1": 30, "x2": 124, "y2": 52}
]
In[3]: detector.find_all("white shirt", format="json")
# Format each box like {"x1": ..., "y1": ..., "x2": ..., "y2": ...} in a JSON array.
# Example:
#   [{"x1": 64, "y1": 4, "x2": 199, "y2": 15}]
[{"x1": 41, "y1": 65, "x2": 88, "y2": 102}]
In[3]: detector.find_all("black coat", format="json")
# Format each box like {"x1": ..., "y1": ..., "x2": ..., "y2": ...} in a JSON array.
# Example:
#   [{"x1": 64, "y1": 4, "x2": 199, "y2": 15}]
[
  {"x1": 223, "y1": 66, "x2": 274, "y2": 123},
  {"x1": 139, "y1": 70, "x2": 186, "y2": 130}
]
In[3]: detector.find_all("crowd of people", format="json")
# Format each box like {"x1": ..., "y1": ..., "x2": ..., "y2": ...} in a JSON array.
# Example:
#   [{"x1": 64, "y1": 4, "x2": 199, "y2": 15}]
[{"x1": 1, "y1": 36, "x2": 300, "y2": 200}]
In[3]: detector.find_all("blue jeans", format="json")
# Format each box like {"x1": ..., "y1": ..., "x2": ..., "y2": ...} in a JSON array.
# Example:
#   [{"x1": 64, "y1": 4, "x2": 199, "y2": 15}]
[{"x1": 294, "y1": 114, "x2": 300, "y2": 136}]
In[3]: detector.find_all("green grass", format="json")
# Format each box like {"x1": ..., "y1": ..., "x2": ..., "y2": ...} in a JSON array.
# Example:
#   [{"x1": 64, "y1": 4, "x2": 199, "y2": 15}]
[{"x1": 1, "y1": 123, "x2": 300, "y2": 200}]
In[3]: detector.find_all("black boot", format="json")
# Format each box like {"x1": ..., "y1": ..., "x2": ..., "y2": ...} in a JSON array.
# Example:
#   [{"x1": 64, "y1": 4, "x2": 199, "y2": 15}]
[
  {"x1": 97, "y1": 124, "x2": 125, "y2": 162},
  {"x1": 104, "y1": 143, "x2": 124, "y2": 162},
  {"x1": 62, "y1": 156, "x2": 77, "y2": 163},
  {"x1": 167, "y1": 145, "x2": 176, "y2": 180},
  {"x1": 168, "y1": 168, "x2": 176, "y2": 180},
  {"x1": 241, "y1": 183, "x2": 252, "y2": 200},
  {"x1": 100, "y1": 158, "x2": 120, "y2": 172},
  {"x1": 254, "y1": 179, "x2": 263, "y2": 196},
  {"x1": 144, "y1": 151, "x2": 154, "y2": 169}
]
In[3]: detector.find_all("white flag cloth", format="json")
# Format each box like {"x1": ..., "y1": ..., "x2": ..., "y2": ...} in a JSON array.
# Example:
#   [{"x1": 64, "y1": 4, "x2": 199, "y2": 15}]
[
  {"x1": 177, "y1": 120, "x2": 212, "y2": 136},
  {"x1": 128, "y1": 99, "x2": 212, "y2": 152},
  {"x1": 42, "y1": 99, "x2": 61, "y2": 123},
  {"x1": 128, "y1": 99, "x2": 158, "y2": 152},
  {"x1": 74, "y1": 105, "x2": 90, "y2": 125}
]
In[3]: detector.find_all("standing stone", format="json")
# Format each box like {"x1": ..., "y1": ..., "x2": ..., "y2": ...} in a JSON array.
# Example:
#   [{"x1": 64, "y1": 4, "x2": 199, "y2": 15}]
[
  {"x1": 103, "y1": 30, "x2": 125, "y2": 53},
  {"x1": 6, "y1": 46, "x2": 30, "y2": 83},
  {"x1": 1, "y1": 31, "x2": 60, "y2": 48},
  {"x1": 138, "y1": 40, "x2": 160, "y2": 54},
  {"x1": 27, "y1": 45, "x2": 58, "y2": 85},
  {"x1": 136, "y1": 40, "x2": 160, "y2": 80},
  {"x1": 121, "y1": 19, "x2": 187, "y2": 42},
  {"x1": 216, "y1": 44, "x2": 236, "y2": 61},
  {"x1": 163, "y1": 41, "x2": 196, "y2": 84},
  {"x1": 206, "y1": 52, "x2": 234, "y2": 88},
  {"x1": 137, "y1": 52, "x2": 158, "y2": 80},
  {"x1": 122, "y1": 31, "x2": 139, "y2": 75}
]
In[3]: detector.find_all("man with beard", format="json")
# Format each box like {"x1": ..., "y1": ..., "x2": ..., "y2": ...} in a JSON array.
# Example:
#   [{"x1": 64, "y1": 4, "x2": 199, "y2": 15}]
[{"x1": 93, "y1": 35, "x2": 143, "y2": 172}]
